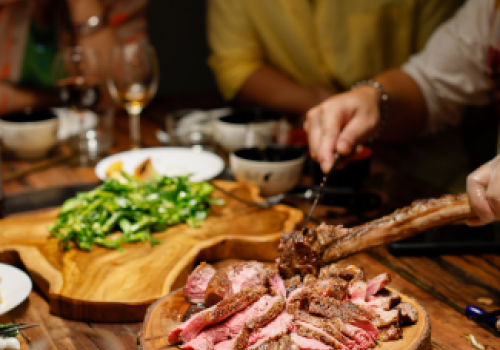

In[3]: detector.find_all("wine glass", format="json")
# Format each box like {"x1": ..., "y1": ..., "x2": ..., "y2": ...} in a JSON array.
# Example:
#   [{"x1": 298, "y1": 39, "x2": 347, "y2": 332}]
[
  {"x1": 53, "y1": 46, "x2": 102, "y2": 163},
  {"x1": 107, "y1": 42, "x2": 159, "y2": 149}
]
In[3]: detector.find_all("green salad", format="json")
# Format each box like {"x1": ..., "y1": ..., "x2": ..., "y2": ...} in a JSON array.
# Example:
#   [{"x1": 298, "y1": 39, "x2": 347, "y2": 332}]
[{"x1": 49, "y1": 172, "x2": 223, "y2": 251}]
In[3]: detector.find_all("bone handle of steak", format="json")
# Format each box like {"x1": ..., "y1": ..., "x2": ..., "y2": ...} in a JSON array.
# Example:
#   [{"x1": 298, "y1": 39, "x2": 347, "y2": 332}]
[{"x1": 322, "y1": 194, "x2": 474, "y2": 262}]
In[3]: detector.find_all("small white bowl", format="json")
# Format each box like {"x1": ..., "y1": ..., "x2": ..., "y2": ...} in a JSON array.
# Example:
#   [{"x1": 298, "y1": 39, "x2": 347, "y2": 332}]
[
  {"x1": 230, "y1": 147, "x2": 306, "y2": 197},
  {"x1": 0, "y1": 111, "x2": 59, "y2": 160},
  {"x1": 213, "y1": 111, "x2": 279, "y2": 153}
]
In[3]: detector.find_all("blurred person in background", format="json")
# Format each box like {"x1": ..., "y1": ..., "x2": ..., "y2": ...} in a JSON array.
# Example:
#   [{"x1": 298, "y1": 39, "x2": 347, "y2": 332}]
[
  {"x1": 207, "y1": 0, "x2": 462, "y2": 121},
  {"x1": 0, "y1": 0, "x2": 148, "y2": 116},
  {"x1": 305, "y1": 0, "x2": 500, "y2": 226}
]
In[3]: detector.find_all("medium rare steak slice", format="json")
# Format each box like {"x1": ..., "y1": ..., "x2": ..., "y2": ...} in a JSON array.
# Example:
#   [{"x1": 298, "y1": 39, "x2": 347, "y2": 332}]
[
  {"x1": 247, "y1": 312, "x2": 294, "y2": 349},
  {"x1": 349, "y1": 281, "x2": 367, "y2": 302},
  {"x1": 286, "y1": 288, "x2": 305, "y2": 315},
  {"x1": 294, "y1": 321, "x2": 347, "y2": 349},
  {"x1": 366, "y1": 289, "x2": 400, "y2": 310},
  {"x1": 248, "y1": 334, "x2": 299, "y2": 350},
  {"x1": 293, "y1": 311, "x2": 355, "y2": 348},
  {"x1": 247, "y1": 296, "x2": 286, "y2": 330},
  {"x1": 290, "y1": 333, "x2": 332, "y2": 350},
  {"x1": 205, "y1": 262, "x2": 268, "y2": 307},
  {"x1": 268, "y1": 271, "x2": 287, "y2": 297},
  {"x1": 365, "y1": 273, "x2": 391, "y2": 298},
  {"x1": 234, "y1": 296, "x2": 288, "y2": 350},
  {"x1": 169, "y1": 286, "x2": 267, "y2": 343},
  {"x1": 304, "y1": 278, "x2": 347, "y2": 300},
  {"x1": 185, "y1": 262, "x2": 216, "y2": 304},
  {"x1": 397, "y1": 302, "x2": 418, "y2": 324},
  {"x1": 214, "y1": 339, "x2": 234, "y2": 350},
  {"x1": 181, "y1": 295, "x2": 275, "y2": 350},
  {"x1": 309, "y1": 297, "x2": 372, "y2": 323}
]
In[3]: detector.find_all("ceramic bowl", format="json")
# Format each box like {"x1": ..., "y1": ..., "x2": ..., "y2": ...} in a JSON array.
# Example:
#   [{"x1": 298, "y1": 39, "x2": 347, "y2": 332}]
[
  {"x1": 0, "y1": 109, "x2": 59, "y2": 160},
  {"x1": 230, "y1": 146, "x2": 306, "y2": 197},
  {"x1": 213, "y1": 109, "x2": 280, "y2": 153}
]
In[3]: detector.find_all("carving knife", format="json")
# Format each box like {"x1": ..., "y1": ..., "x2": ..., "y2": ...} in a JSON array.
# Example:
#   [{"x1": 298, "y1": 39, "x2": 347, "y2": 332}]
[{"x1": 301, "y1": 152, "x2": 346, "y2": 233}]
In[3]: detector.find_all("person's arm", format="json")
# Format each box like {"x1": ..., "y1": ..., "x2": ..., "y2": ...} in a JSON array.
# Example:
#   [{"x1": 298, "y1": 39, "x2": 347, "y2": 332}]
[
  {"x1": 66, "y1": 0, "x2": 148, "y2": 66},
  {"x1": 306, "y1": 0, "x2": 493, "y2": 173},
  {"x1": 235, "y1": 65, "x2": 333, "y2": 115},
  {"x1": 0, "y1": 83, "x2": 58, "y2": 115}
]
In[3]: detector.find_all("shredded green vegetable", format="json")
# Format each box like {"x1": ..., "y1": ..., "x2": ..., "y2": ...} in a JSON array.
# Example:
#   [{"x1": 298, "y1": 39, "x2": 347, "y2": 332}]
[{"x1": 49, "y1": 172, "x2": 223, "y2": 251}]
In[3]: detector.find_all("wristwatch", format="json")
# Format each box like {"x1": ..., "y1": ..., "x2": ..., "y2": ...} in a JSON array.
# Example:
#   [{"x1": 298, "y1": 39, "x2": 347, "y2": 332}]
[{"x1": 74, "y1": 14, "x2": 107, "y2": 36}]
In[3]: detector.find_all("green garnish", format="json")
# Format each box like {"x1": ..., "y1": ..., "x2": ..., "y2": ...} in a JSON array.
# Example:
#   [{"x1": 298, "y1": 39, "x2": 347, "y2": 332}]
[
  {"x1": 0, "y1": 324, "x2": 19, "y2": 338},
  {"x1": 49, "y1": 172, "x2": 222, "y2": 251}
]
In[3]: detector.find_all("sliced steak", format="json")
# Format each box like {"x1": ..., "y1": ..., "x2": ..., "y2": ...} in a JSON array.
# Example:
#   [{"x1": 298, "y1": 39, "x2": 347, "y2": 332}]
[
  {"x1": 294, "y1": 321, "x2": 347, "y2": 349},
  {"x1": 185, "y1": 262, "x2": 216, "y2": 304},
  {"x1": 319, "y1": 263, "x2": 366, "y2": 282},
  {"x1": 268, "y1": 271, "x2": 287, "y2": 297},
  {"x1": 365, "y1": 273, "x2": 391, "y2": 298},
  {"x1": 205, "y1": 267, "x2": 233, "y2": 307},
  {"x1": 366, "y1": 289, "x2": 400, "y2": 310},
  {"x1": 169, "y1": 286, "x2": 267, "y2": 343},
  {"x1": 214, "y1": 339, "x2": 234, "y2": 350},
  {"x1": 397, "y1": 302, "x2": 418, "y2": 324},
  {"x1": 349, "y1": 320, "x2": 378, "y2": 341},
  {"x1": 290, "y1": 333, "x2": 332, "y2": 350},
  {"x1": 247, "y1": 312, "x2": 294, "y2": 348},
  {"x1": 205, "y1": 262, "x2": 268, "y2": 307},
  {"x1": 348, "y1": 281, "x2": 367, "y2": 302},
  {"x1": 284, "y1": 275, "x2": 302, "y2": 294},
  {"x1": 378, "y1": 324, "x2": 403, "y2": 341},
  {"x1": 337, "y1": 323, "x2": 375, "y2": 349},
  {"x1": 247, "y1": 296, "x2": 286, "y2": 330},
  {"x1": 249, "y1": 334, "x2": 299, "y2": 350},
  {"x1": 309, "y1": 297, "x2": 372, "y2": 323},
  {"x1": 181, "y1": 295, "x2": 274, "y2": 350},
  {"x1": 293, "y1": 311, "x2": 355, "y2": 348},
  {"x1": 304, "y1": 279, "x2": 347, "y2": 300},
  {"x1": 286, "y1": 288, "x2": 305, "y2": 315}
]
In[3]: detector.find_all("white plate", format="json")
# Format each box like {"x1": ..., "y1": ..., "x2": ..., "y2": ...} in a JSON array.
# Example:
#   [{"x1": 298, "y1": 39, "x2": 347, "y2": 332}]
[
  {"x1": 0, "y1": 263, "x2": 32, "y2": 315},
  {"x1": 95, "y1": 147, "x2": 225, "y2": 182}
]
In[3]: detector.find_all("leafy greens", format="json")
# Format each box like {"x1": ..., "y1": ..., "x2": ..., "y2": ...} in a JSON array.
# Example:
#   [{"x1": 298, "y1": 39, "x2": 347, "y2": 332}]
[{"x1": 49, "y1": 172, "x2": 223, "y2": 251}]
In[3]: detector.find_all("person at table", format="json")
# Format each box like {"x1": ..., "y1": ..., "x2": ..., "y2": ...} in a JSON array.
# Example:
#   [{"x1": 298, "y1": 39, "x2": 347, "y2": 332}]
[
  {"x1": 0, "y1": 0, "x2": 148, "y2": 116},
  {"x1": 206, "y1": 0, "x2": 462, "y2": 119},
  {"x1": 304, "y1": 0, "x2": 500, "y2": 226}
]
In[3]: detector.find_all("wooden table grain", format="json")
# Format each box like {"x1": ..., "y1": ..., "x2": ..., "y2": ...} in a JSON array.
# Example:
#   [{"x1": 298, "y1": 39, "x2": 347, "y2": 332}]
[{"x1": 1, "y1": 101, "x2": 499, "y2": 350}]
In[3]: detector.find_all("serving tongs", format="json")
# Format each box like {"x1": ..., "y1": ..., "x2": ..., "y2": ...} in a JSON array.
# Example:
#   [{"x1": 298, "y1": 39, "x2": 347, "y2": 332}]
[{"x1": 0, "y1": 322, "x2": 39, "y2": 335}]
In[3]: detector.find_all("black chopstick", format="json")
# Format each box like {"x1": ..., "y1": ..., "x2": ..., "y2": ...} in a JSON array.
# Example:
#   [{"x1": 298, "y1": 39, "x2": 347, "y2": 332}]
[{"x1": 0, "y1": 323, "x2": 25, "y2": 330}]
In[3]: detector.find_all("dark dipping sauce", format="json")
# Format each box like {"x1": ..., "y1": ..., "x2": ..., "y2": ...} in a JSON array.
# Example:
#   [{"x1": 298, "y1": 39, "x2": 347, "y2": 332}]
[
  {"x1": 219, "y1": 109, "x2": 281, "y2": 125},
  {"x1": 2, "y1": 109, "x2": 57, "y2": 123},
  {"x1": 234, "y1": 146, "x2": 305, "y2": 162}
]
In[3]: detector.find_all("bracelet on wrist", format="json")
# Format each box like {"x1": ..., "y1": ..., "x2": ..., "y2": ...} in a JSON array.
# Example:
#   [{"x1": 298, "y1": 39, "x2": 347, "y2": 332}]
[
  {"x1": 74, "y1": 13, "x2": 107, "y2": 37},
  {"x1": 351, "y1": 79, "x2": 388, "y2": 142}
]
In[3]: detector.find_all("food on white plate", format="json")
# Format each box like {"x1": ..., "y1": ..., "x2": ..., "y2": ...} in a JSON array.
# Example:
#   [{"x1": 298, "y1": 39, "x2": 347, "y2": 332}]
[
  {"x1": 0, "y1": 337, "x2": 20, "y2": 350},
  {"x1": 169, "y1": 261, "x2": 417, "y2": 349}
]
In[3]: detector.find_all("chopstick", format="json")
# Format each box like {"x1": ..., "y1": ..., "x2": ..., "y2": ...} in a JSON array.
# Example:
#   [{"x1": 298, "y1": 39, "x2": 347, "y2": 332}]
[
  {"x1": 0, "y1": 323, "x2": 25, "y2": 330},
  {"x1": 3, "y1": 152, "x2": 75, "y2": 183}
]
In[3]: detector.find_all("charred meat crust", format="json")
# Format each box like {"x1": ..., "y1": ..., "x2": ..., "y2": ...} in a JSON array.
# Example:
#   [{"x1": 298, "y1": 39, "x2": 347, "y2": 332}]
[
  {"x1": 247, "y1": 296, "x2": 286, "y2": 330},
  {"x1": 295, "y1": 323, "x2": 341, "y2": 348},
  {"x1": 309, "y1": 297, "x2": 373, "y2": 323},
  {"x1": 209, "y1": 286, "x2": 267, "y2": 322},
  {"x1": 278, "y1": 194, "x2": 473, "y2": 277}
]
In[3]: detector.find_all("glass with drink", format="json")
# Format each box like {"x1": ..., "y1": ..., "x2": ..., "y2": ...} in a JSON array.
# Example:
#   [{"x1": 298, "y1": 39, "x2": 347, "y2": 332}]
[
  {"x1": 107, "y1": 42, "x2": 159, "y2": 149},
  {"x1": 53, "y1": 46, "x2": 102, "y2": 164}
]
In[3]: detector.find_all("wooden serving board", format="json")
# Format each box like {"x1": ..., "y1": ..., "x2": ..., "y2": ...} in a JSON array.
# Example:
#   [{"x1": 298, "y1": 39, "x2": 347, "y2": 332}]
[
  {"x1": 140, "y1": 284, "x2": 430, "y2": 350},
  {"x1": 0, "y1": 181, "x2": 303, "y2": 322}
]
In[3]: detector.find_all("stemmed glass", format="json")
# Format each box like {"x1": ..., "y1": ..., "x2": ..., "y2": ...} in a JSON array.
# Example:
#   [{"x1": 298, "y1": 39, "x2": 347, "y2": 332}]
[
  {"x1": 107, "y1": 42, "x2": 159, "y2": 149},
  {"x1": 53, "y1": 46, "x2": 102, "y2": 163}
]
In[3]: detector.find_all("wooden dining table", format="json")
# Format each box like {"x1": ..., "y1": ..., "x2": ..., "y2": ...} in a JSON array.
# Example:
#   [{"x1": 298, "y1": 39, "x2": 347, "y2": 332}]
[{"x1": 0, "y1": 97, "x2": 499, "y2": 350}]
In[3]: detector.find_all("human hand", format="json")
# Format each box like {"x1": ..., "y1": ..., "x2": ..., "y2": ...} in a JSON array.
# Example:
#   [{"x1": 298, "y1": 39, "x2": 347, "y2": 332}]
[
  {"x1": 466, "y1": 155, "x2": 500, "y2": 226},
  {"x1": 304, "y1": 86, "x2": 381, "y2": 173}
]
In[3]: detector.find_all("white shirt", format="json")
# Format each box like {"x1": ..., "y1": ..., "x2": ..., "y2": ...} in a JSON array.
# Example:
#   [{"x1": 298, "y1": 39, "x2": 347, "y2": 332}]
[{"x1": 402, "y1": 0, "x2": 494, "y2": 134}]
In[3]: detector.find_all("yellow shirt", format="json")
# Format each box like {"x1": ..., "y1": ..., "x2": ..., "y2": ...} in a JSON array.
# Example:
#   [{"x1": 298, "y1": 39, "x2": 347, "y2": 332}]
[{"x1": 207, "y1": 0, "x2": 463, "y2": 100}]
